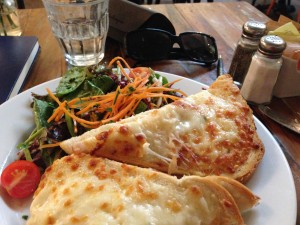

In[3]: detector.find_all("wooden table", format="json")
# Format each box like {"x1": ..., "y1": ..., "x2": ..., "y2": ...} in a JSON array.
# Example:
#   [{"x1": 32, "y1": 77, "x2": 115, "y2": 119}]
[{"x1": 18, "y1": 2, "x2": 299, "y2": 224}]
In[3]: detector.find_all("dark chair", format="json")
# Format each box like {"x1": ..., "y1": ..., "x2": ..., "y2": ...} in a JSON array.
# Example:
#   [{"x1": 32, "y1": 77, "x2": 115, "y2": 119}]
[
  {"x1": 130, "y1": 0, "x2": 214, "y2": 4},
  {"x1": 129, "y1": 0, "x2": 160, "y2": 4},
  {"x1": 16, "y1": 0, "x2": 25, "y2": 9},
  {"x1": 173, "y1": 0, "x2": 213, "y2": 2},
  {"x1": 148, "y1": 0, "x2": 160, "y2": 3},
  {"x1": 253, "y1": 0, "x2": 296, "y2": 20}
]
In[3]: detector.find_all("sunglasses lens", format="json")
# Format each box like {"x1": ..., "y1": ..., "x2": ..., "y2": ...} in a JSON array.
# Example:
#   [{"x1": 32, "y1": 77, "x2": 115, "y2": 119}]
[
  {"x1": 125, "y1": 30, "x2": 171, "y2": 61},
  {"x1": 180, "y1": 33, "x2": 218, "y2": 63}
]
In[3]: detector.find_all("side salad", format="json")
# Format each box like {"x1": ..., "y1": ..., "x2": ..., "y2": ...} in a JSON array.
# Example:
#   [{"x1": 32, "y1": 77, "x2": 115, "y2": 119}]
[{"x1": 1, "y1": 57, "x2": 186, "y2": 198}]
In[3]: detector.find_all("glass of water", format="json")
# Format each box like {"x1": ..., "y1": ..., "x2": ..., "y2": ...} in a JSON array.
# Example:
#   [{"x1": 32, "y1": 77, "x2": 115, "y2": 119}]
[{"x1": 42, "y1": 0, "x2": 109, "y2": 66}]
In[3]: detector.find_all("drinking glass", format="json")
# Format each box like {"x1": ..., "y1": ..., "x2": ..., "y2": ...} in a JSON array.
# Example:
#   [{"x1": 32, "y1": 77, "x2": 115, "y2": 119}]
[{"x1": 42, "y1": 0, "x2": 109, "y2": 66}]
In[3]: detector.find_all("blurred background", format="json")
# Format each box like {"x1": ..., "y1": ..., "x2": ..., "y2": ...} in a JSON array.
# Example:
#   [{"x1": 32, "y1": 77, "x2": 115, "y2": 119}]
[{"x1": 21, "y1": 0, "x2": 300, "y2": 23}]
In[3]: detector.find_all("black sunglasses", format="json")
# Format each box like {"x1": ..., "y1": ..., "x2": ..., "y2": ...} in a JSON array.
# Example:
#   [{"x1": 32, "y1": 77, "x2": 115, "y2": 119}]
[{"x1": 124, "y1": 28, "x2": 218, "y2": 64}]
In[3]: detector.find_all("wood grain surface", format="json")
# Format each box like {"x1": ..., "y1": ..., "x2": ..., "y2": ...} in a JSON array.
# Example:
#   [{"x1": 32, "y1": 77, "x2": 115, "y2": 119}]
[{"x1": 17, "y1": 2, "x2": 299, "y2": 224}]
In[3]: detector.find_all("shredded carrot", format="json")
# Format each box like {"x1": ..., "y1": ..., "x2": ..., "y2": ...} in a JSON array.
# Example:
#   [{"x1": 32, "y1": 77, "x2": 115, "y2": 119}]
[
  {"x1": 146, "y1": 86, "x2": 187, "y2": 96},
  {"x1": 55, "y1": 101, "x2": 68, "y2": 122},
  {"x1": 47, "y1": 100, "x2": 66, "y2": 123},
  {"x1": 116, "y1": 60, "x2": 132, "y2": 81},
  {"x1": 75, "y1": 95, "x2": 115, "y2": 115},
  {"x1": 108, "y1": 56, "x2": 136, "y2": 78},
  {"x1": 47, "y1": 88, "x2": 102, "y2": 127},
  {"x1": 40, "y1": 142, "x2": 61, "y2": 149},
  {"x1": 46, "y1": 57, "x2": 186, "y2": 129},
  {"x1": 164, "y1": 78, "x2": 183, "y2": 87},
  {"x1": 62, "y1": 107, "x2": 101, "y2": 126},
  {"x1": 46, "y1": 88, "x2": 61, "y2": 105},
  {"x1": 101, "y1": 98, "x2": 136, "y2": 124},
  {"x1": 128, "y1": 98, "x2": 143, "y2": 116}
]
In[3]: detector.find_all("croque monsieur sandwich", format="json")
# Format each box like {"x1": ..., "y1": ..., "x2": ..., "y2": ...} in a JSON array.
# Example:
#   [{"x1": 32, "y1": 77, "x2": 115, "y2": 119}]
[
  {"x1": 60, "y1": 75, "x2": 264, "y2": 183},
  {"x1": 26, "y1": 154, "x2": 259, "y2": 225}
]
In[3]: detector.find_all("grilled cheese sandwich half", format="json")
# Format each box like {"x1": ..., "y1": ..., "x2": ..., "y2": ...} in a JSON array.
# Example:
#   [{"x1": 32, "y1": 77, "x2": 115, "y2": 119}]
[
  {"x1": 27, "y1": 154, "x2": 259, "y2": 225},
  {"x1": 60, "y1": 75, "x2": 264, "y2": 183}
]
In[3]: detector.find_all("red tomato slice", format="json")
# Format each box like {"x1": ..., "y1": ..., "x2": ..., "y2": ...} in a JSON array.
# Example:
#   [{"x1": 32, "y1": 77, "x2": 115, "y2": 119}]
[
  {"x1": 1, "y1": 160, "x2": 41, "y2": 199},
  {"x1": 129, "y1": 67, "x2": 151, "y2": 78}
]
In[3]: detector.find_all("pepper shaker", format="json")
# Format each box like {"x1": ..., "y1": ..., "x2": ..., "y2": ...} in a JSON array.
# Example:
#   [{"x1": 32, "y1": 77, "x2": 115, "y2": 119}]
[
  {"x1": 229, "y1": 21, "x2": 266, "y2": 86},
  {"x1": 240, "y1": 35, "x2": 286, "y2": 105}
]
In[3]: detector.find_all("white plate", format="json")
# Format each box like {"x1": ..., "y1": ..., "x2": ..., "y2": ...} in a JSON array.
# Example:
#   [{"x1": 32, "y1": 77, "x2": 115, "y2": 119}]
[{"x1": 0, "y1": 72, "x2": 297, "y2": 225}]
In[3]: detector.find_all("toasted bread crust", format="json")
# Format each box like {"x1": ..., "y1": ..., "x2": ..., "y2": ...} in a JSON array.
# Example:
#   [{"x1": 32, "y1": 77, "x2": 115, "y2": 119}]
[
  {"x1": 207, "y1": 176, "x2": 260, "y2": 212},
  {"x1": 60, "y1": 75, "x2": 264, "y2": 183},
  {"x1": 207, "y1": 75, "x2": 265, "y2": 183},
  {"x1": 28, "y1": 154, "x2": 251, "y2": 225}
]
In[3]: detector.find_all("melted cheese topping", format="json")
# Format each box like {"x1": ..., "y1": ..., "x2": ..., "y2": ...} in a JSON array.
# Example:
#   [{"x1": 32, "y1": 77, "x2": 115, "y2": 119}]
[
  {"x1": 60, "y1": 75, "x2": 264, "y2": 183},
  {"x1": 27, "y1": 155, "x2": 243, "y2": 225}
]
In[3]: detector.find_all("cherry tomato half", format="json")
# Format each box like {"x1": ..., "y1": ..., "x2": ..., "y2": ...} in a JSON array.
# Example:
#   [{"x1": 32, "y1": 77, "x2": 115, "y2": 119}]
[
  {"x1": 129, "y1": 67, "x2": 151, "y2": 79},
  {"x1": 1, "y1": 160, "x2": 41, "y2": 199}
]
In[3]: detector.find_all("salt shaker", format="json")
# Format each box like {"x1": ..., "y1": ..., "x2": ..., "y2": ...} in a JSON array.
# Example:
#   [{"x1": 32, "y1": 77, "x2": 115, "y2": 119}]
[
  {"x1": 240, "y1": 35, "x2": 286, "y2": 105},
  {"x1": 228, "y1": 21, "x2": 266, "y2": 86}
]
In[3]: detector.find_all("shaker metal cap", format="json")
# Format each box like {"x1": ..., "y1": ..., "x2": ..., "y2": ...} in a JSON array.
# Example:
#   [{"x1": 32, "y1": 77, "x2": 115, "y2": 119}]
[
  {"x1": 258, "y1": 35, "x2": 286, "y2": 58},
  {"x1": 242, "y1": 21, "x2": 267, "y2": 39}
]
